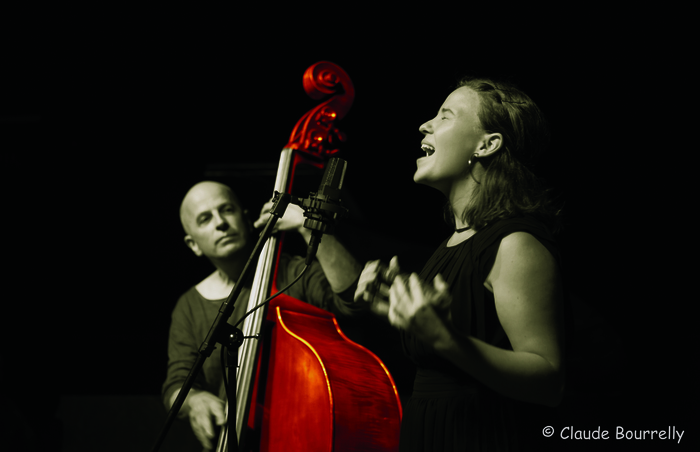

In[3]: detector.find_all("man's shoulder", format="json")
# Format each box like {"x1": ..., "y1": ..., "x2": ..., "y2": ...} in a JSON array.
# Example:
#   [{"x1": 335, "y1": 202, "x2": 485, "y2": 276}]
[
  {"x1": 174, "y1": 285, "x2": 203, "y2": 308},
  {"x1": 178, "y1": 284, "x2": 201, "y2": 299}
]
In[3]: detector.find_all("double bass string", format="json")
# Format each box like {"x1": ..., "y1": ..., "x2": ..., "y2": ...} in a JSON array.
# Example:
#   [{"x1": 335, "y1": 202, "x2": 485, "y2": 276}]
[
  {"x1": 220, "y1": 264, "x2": 311, "y2": 399},
  {"x1": 233, "y1": 263, "x2": 309, "y2": 330}
]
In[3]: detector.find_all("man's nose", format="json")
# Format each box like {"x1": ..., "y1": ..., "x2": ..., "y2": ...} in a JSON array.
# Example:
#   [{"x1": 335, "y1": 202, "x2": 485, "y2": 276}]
[{"x1": 213, "y1": 213, "x2": 230, "y2": 231}]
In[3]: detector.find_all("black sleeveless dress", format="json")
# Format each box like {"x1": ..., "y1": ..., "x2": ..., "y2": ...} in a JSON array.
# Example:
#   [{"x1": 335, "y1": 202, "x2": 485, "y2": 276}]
[{"x1": 398, "y1": 215, "x2": 561, "y2": 452}]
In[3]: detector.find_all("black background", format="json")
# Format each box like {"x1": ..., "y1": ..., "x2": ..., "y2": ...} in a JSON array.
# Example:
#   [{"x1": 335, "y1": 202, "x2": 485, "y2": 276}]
[{"x1": 3, "y1": 8, "x2": 692, "y2": 451}]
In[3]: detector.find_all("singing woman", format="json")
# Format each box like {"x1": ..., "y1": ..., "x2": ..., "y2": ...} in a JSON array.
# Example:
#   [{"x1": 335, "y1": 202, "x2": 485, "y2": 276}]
[{"x1": 356, "y1": 76, "x2": 565, "y2": 451}]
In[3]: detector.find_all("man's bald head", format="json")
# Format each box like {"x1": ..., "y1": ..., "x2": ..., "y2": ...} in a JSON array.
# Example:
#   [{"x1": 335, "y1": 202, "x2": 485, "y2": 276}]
[
  {"x1": 179, "y1": 181, "x2": 253, "y2": 260},
  {"x1": 179, "y1": 181, "x2": 242, "y2": 234}
]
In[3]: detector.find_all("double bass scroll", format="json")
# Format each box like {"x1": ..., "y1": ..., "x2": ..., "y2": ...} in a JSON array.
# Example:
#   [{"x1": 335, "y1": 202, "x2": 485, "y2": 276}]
[
  {"x1": 286, "y1": 61, "x2": 354, "y2": 162},
  {"x1": 222, "y1": 61, "x2": 402, "y2": 452}
]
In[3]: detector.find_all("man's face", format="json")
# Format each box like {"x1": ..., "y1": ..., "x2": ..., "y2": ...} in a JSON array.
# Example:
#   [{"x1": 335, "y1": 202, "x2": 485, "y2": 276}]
[{"x1": 181, "y1": 182, "x2": 251, "y2": 260}]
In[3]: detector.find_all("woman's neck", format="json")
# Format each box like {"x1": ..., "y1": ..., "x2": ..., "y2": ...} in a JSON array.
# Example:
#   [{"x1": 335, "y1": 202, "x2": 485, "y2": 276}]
[{"x1": 446, "y1": 174, "x2": 480, "y2": 230}]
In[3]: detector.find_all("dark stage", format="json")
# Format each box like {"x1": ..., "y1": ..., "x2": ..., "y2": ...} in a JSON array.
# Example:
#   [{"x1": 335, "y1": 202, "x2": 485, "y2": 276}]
[{"x1": 3, "y1": 12, "x2": 692, "y2": 452}]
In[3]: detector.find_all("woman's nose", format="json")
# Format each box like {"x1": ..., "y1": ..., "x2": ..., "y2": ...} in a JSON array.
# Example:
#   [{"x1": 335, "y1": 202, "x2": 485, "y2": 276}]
[{"x1": 419, "y1": 119, "x2": 432, "y2": 135}]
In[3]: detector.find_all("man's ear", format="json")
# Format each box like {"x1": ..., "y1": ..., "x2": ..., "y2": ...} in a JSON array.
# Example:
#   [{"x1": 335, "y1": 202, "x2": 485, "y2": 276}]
[
  {"x1": 479, "y1": 132, "x2": 504, "y2": 158},
  {"x1": 184, "y1": 234, "x2": 203, "y2": 257},
  {"x1": 243, "y1": 209, "x2": 254, "y2": 232}
]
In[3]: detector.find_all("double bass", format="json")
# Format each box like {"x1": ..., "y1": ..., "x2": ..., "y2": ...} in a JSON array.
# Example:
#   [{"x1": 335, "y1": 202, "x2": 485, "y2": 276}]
[{"x1": 217, "y1": 62, "x2": 402, "y2": 451}]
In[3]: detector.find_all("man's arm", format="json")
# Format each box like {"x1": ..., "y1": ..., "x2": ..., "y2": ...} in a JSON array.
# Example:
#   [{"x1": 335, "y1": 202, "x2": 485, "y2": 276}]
[
  {"x1": 162, "y1": 294, "x2": 227, "y2": 450},
  {"x1": 296, "y1": 227, "x2": 362, "y2": 292},
  {"x1": 254, "y1": 202, "x2": 362, "y2": 293}
]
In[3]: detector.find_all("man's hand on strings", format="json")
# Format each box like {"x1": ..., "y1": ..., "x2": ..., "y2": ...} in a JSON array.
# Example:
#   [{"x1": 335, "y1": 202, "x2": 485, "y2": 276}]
[
  {"x1": 185, "y1": 390, "x2": 225, "y2": 451},
  {"x1": 253, "y1": 199, "x2": 305, "y2": 233}
]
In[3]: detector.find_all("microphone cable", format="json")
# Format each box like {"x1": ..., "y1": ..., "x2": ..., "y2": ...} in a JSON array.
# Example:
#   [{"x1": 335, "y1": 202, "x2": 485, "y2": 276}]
[{"x1": 220, "y1": 263, "x2": 310, "y2": 399}]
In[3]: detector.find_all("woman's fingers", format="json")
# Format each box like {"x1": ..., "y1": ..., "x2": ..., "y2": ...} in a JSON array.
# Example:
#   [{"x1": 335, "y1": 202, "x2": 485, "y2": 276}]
[{"x1": 354, "y1": 260, "x2": 383, "y2": 302}]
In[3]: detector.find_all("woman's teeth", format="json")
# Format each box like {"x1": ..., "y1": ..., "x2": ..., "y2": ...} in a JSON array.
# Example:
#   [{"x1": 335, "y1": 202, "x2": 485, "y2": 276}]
[{"x1": 421, "y1": 144, "x2": 435, "y2": 156}]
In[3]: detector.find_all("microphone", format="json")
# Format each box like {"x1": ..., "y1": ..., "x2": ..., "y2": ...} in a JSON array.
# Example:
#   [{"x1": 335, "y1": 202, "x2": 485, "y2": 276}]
[{"x1": 300, "y1": 158, "x2": 348, "y2": 264}]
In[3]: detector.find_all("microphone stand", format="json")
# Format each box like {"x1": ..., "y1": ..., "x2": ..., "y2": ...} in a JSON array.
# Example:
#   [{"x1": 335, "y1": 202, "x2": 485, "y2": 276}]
[{"x1": 151, "y1": 191, "x2": 293, "y2": 452}]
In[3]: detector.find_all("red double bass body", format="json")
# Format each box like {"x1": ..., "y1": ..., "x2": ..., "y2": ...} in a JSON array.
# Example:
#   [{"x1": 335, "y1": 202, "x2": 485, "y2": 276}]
[{"x1": 224, "y1": 62, "x2": 402, "y2": 452}]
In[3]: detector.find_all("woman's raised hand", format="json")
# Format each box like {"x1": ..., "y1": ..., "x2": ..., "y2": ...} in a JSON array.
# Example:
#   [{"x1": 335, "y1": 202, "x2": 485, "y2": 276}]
[
  {"x1": 354, "y1": 256, "x2": 401, "y2": 317},
  {"x1": 388, "y1": 273, "x2": 452, "y2": 343}
]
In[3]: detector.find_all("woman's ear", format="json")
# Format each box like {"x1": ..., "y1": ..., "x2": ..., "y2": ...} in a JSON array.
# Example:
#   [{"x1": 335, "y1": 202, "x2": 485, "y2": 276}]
[{"x1": 479, "y1": 132, "x2": 504, "y2": 157}]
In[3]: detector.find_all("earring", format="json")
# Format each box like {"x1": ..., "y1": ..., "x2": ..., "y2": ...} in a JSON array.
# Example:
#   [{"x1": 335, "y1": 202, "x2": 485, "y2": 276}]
[{"x1": 468, "y1": 154, "x2": 481, "y2": 185}]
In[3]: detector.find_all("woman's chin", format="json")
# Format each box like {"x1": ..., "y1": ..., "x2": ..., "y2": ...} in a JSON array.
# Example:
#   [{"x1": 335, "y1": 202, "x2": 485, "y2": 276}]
[
  {"x1": 413, "y1": 167, "x2": 430, "y2": 184},
  {"x1": 414, "y1": 174, "x2": 446, "y2": 194}
]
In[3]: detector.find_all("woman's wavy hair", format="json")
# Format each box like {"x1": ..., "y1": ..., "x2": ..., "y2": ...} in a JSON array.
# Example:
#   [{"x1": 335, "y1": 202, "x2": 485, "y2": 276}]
[{"x1": 447, "y1": 76, "x2": 562, "y2": 233}]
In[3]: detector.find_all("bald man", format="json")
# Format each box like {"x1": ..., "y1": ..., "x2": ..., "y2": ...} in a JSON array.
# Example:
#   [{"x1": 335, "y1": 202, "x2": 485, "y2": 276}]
[{"x1": 162, "y1": 181, "x2": 365, "y2": 450}]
